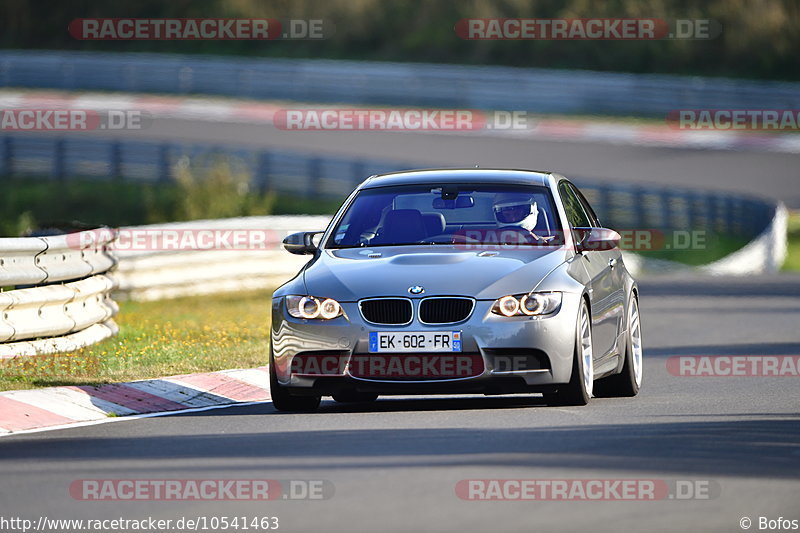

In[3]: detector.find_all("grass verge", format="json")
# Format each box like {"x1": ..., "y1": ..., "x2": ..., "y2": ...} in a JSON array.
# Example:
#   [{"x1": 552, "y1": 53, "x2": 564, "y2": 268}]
[
  {"x1": 783, "y1": 211, "x2": 800, "y2": 271},
  {"x1": 634, "y1": 233, "x2": 750, "y2": 266},
  {"x1": 0, "y1": 289, "x2": 273, "y2": 392}
]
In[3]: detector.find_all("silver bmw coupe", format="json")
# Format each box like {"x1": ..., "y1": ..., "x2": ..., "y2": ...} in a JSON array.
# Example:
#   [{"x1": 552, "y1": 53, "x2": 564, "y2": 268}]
[{"x1": 270, "y1": 169, "x2": 642, "y2": 411}]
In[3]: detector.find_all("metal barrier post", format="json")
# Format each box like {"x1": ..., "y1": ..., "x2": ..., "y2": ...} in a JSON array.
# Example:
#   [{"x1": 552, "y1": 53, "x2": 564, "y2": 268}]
[
  {"x1": 158, "y1": 143, "x2": 171, "y2": 182},
  {"x1": 111, "y1": 141, "x2": 122, "y2": 180},
  {"x1": 308, "y1": 157, "x2": 322, "y2": 198},
  {"x1": 256, "y1": 151, "x2": 272, "y2": 192},
  {"x1": 53, "y1": 138, "x2": 65, "y2": 181},
  {"x1": 2, "y1": 137, "x2": 12, "y2": 176}
]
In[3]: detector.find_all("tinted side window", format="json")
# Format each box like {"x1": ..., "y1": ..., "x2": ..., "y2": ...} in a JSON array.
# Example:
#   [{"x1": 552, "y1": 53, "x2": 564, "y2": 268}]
[
  {"x1": 558, "y1": 182, "x2": 591, "y2": 228},
  {"x1": 570, "y1": 184, "x2": 600, "y2": 227}
]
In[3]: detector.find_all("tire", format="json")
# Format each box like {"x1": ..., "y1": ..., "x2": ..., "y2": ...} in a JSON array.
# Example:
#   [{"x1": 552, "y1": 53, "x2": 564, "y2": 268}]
[
  {"x1": 594, "y1": 294, "x2": 642, "y2": 398},
  {"x1": 332, "y1": 391, "x2": 379, "y2": 403},
  {"x1": 547, "y1": 300, "x2": 593, "y2": 406},
  {"x1": 269, "y1": 347, "x2": 321, "y2": 412}
]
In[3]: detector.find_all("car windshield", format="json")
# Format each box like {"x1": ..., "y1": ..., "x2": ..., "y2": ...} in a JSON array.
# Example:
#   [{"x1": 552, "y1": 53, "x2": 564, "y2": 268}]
[{"x1": 326, "y1": 184, "x2": 563, "y2": 248}]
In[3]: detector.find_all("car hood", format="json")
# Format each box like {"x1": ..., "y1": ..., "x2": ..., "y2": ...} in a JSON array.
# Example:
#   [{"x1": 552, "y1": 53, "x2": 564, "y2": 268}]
[{"x1": 303, "y1": 245, "x2": 569, "y2": 301}]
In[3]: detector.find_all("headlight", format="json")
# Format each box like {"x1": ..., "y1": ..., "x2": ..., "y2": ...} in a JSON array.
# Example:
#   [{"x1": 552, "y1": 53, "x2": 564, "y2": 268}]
[
  {"x1": 286, "y1": 295, "x2": 346, "y2": 320},
  {"x1": 491, "y1": 292, "x2": 562, "y2": 317}
]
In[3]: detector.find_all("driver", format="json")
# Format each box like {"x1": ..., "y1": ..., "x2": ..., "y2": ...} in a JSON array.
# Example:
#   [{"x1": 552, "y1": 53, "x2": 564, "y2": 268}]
[{"x1": 492, "y1": 192, "x2": 552, "y2": 242}]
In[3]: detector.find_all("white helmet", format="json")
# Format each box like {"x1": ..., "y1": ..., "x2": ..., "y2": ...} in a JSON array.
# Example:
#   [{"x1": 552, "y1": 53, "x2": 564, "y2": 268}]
[{"x1": 493, "y1": 193, "x2": 539, "y2": 231}]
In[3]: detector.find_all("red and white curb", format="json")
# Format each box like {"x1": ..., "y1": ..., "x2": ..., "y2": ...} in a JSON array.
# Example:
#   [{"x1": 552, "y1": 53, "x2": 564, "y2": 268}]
[
  {"x1": 0, "y1": 367, "x2": 271, "y2": 436},
  {"x1": 1, "y1": 90, "x2": 799, "y2": 154}
]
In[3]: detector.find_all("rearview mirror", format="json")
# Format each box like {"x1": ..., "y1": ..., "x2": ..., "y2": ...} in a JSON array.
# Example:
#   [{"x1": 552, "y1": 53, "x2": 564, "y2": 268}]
[
  {"x1": 283, "y1": 231, "x2": 322, "y2": 255},
  {"x1": 573, "y1": 227, "x2": 621, "y2": 252},
  {"x1": 432, "y1": 195, "x2": 475, "y2": 209}
]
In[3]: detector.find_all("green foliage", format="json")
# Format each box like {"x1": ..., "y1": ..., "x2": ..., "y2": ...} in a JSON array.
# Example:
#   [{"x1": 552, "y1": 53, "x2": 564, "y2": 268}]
[
  {"x1": 0, "y1": 179, "x2": 179, "y2": 235},
  {"x1": 0, "y1": 156, "x2": 287, "y2": 235},
  {"x1": 783, "y1": 211, "x2": 800, "y2": 271},
  {"x1": 637, "y1": 233, "x2": 750, "y2": 266},
  {"x1": 174, "y1": 157, "x2": 277, "y2": 220},
  {"x1": 0, "y1": 174, "x2": 341, "y2": 237}
]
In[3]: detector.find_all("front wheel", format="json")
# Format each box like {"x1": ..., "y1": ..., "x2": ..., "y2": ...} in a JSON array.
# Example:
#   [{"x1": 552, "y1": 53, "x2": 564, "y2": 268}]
[
  {"x1": 546, "y1": 300, "x2": 593, "y2": 406},
  {"x1": 269, "y1": 349, "x2": 321, "y2": 412},
  {"x1": 594, "y1": 294, "x2": 642, "y2": 397}
]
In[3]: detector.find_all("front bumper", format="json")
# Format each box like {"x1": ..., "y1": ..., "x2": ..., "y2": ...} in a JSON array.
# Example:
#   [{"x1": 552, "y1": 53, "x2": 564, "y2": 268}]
[{"x1": 271, "y1": 295, "x2": 581, "y2": 396}]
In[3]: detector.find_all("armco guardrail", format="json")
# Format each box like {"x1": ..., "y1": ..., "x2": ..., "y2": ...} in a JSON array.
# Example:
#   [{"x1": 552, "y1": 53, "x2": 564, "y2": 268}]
[
  {"x1": 113, "y1": 216, "x2": 330, "y2": 301},
  {"x1": 2, "y1": 51, "x2": 800, "y2": 115},
  {"x1": 0, "y1": 229, "x2": 118, "y2": 357}
]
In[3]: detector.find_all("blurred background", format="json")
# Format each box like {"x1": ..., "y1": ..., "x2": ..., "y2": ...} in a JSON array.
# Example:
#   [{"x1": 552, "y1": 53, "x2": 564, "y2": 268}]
[
  {"x1": 0, "y1": 1, "x2": 796, "y2": 270},
  {"x1": 1, "y1": 6, "x2": 798, "y2": 530}
]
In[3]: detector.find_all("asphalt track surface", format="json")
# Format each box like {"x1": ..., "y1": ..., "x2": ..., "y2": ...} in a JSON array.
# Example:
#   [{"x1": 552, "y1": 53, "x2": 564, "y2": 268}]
[
  {"x1": 2, "y1": 114, "x2": 799, "y2": 532},
  {"x1": 73, "y1": 117, "x2": 800, "y2": 207},
  {"x1": 0, "y1": 275, "x2": 799, "y2": 532}
]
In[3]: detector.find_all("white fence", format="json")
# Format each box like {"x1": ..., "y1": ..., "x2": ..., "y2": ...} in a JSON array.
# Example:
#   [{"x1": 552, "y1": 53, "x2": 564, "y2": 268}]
[{"x1": 0, "y1": 229, "x2": 118, "y2": 358}]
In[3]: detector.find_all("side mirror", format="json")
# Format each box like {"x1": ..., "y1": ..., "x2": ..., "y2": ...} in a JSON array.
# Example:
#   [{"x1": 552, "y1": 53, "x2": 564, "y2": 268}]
[
  {"x1": 574, "y1": 227, "x2": 621, "y2": 252},
  {"x1": 283, "y1": 231, "x2": 322, "y2": 255}
]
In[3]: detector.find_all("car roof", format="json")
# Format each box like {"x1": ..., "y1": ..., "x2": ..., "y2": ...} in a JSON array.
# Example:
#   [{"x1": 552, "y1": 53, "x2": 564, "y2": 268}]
[{"x1": 360, "y1": 168, "x2": 554, "y2": 189}]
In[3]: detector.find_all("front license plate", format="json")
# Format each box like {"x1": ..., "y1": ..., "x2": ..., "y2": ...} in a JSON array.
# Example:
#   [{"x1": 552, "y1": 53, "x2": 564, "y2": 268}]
[{"x1": 369, "y1": 331, "x2": 461, "y2": 353}]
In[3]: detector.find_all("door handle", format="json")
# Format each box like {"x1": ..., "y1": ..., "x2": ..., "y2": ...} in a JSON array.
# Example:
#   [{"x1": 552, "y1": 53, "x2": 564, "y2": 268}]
[{"x1": 608, "y1": 258, "x2": 617, "y2": 269}]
